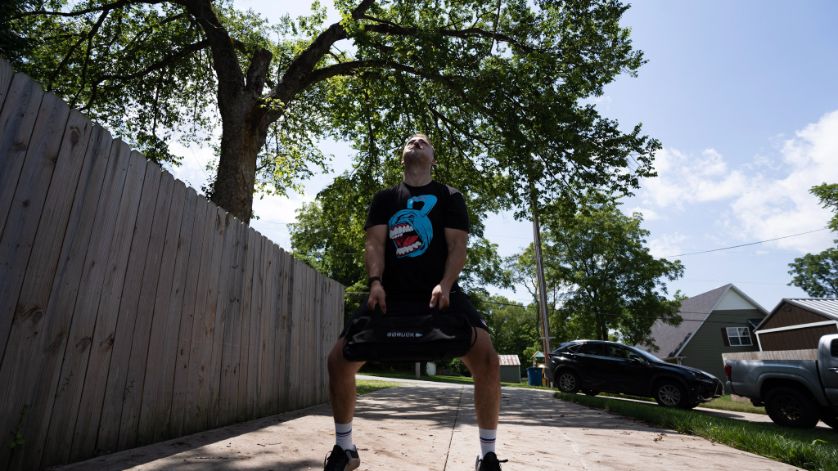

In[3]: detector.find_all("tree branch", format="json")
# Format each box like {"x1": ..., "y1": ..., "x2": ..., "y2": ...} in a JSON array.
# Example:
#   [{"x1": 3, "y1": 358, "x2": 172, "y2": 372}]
[
  {"x1": 178, "y1": 0, "x2": 246, "y2": 109},
  {"x1": 269, "y1": 0, "x2": 377, "y2": 115},
  {"x1": 15, "y1": 0, "x2": 164, "y2": 18},
  {"x1": 245, "y1": 47, "x2": 273, "y2": 95},
  {"x1": 101, "y1": 39, "x2": 210, "y2": 80},
  {"x1": 47, "y1": 8, "x2": 107, "y2": 89},
  {"x1": 360, "y1": 19, "x2": 537, "y2": 54}
]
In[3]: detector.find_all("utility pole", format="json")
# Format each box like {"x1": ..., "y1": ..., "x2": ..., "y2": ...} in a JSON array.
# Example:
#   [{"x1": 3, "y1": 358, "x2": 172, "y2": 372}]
[{"x1": 529, "y1": 184, "x2": 552, "y2": 385}]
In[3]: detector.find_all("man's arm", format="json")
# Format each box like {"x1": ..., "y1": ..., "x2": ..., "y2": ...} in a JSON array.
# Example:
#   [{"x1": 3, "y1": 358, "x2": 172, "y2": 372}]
[
  {"x1": 429, "y1": 228, "x2": 468, "y2": 310},
  {"x1": 365, "y1": 224, "x2": 387, "y2": 312}
]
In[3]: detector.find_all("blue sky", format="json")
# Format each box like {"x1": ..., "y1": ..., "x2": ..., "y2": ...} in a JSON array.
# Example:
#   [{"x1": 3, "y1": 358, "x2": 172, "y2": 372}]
[{"x1": 167, "y1": 1, "x2": 838, "y2": 311}]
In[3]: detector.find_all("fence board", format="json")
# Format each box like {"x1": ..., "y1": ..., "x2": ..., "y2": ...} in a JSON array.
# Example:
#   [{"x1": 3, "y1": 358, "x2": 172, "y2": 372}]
[
  {"x1": 313, "y1": 273, "x2": 324, "y2": 402},
  {"x1": 293, "y1": 262, "x2": 307, "y2": 410},
  {"x1": 0, "y1": 108, "x2": 94, "y2": 470},
  {"x1": 137, "y1": 179, "x2": 190, "y2": 445},
  {"x1": 245, "y1": 233, "x2": 264, "y2": 417},
  {"x1": 218, "y1": 218, "x2": 246, "y2": 425},
  {"x1": 275, "y1": 248, "x2": 293, "y2": 411},
  {"x1": 183, "y1": 206, "x2": 227, "y2": 434},
  {"x1": 117, "y1": 168, "x2": 175, "y2": 450},
  {"x1": 235, "y1": 229, "x2": 257, "y2": 420},
  {"x1": 0, "y1": 74, "x2": 44, "y2": 357},
  {"x1": 3, "y1": 125, "x2": 113, "y2": 469},
  {"x1": 169, "y1": 197, "x2": 212, "y2": 437},
  {"x1": 287, "y1": 258, "x2": 304, "y2": 410},
  {"x1": 12, "y1": 110, "x2": 94, "y2": 345},
  {"x1": 0, "y1": 59, "x2": 13, "y2": 111},
  {"x1": 257, "y1": 238, "x2": 277, "y2": 415},
  {"x1": 67, "y1": 151, "x2": 148, "y2": 462},
  {"x1": 208, "y1": 213, "x2": 238, "y2": 428},
  {"x1": 34, "y1": 139, "x2": 131, "y2": 470},
  {"x1": 0, "y1": 73, "x2": 44, "y2": 238},
  {"x1": 0, "y1": 91, "x2": 70, "y2": 352},
  {"x1": 93, "y1": 157, "x2": 161, "y2": 456}
]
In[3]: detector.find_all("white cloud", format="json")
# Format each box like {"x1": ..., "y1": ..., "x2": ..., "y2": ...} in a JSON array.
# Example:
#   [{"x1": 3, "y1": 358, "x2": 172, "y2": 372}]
[
  {"x1": 647, "y1": 233, "x2": 687, "y2": 259},
  {"x1": 625, "y1": 206, "x2": 660, "y2": 221},
  {"x1": 640, "y1": 147, "x2": 748, "y2": 208},
  {"x1": 638, "y1": 110, "x2": 838, "y2": 254},
  {"x1": 164, "y1": 141, "x2": 216, "y2": 194},
  {"x1": 249, "y1": 192, "x2": 313, "y2": 250},
  {"x1": 729, "y1": 111, "x2": 838, "y2": 252}
]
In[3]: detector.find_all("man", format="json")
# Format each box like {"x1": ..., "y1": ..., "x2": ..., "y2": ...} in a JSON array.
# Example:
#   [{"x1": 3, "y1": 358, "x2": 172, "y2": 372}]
[{"x1": 323, "y1": 134, "x2": 505, "y2": 471}]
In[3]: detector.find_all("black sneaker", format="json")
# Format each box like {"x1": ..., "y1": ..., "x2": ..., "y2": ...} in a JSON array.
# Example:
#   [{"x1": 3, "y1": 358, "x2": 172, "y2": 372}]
[
  {"x1": 475, "y1": 452, "x2": 507, "y2": 471},
  {"x1": 324, "y1": 444, "x2": 360, "y2": 471}
]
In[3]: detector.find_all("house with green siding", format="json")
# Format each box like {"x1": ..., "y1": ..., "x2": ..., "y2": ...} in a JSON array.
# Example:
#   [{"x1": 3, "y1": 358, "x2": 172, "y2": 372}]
[{"x1": 637, "y1": 284, "x2": 767, "y2": 385}]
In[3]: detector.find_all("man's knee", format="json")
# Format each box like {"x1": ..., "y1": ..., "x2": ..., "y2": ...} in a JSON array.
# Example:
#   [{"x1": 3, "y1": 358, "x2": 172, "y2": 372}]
[
  {"x1": 328, "y1": 339, "x2": 347, "y2": 373},
  {"x1": 328, "y1": 338, "x2": 363, "y2": 377},
  {"x1": 464, "y1": 330, "x2": 499, "y2": 373}
]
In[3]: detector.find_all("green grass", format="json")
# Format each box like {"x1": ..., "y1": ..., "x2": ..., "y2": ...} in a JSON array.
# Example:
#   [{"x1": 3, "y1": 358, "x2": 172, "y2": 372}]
[
  {"x1": 600, "y1": 392, "x2": 767, "y2": 415},
  {"x1": 356, "y1": 379, "x2": 402, "y2": 395},
  {"x1": 557, "y1": 392, "x2": 838, "y2": 471},
  {"x1": 703, "y1": 394, "x2": 766, "y2": 414}
]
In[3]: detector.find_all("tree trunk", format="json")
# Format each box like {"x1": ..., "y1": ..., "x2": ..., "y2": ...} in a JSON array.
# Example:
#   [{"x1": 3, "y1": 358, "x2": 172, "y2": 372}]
[{"x1": 210, "y1": 98, "x2": 268, "y2": 223}]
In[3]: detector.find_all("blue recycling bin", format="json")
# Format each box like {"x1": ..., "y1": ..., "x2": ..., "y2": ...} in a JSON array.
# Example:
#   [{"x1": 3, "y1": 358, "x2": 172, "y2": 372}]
[{"x1": 527, "y1": 366, "x2": 542, "y2": 386}]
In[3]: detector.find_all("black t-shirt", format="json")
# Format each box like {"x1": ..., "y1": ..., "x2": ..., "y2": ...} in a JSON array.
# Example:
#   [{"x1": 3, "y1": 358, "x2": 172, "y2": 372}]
[{"x1": 364, "y1": 180, "x2": 470, "y2": 300}]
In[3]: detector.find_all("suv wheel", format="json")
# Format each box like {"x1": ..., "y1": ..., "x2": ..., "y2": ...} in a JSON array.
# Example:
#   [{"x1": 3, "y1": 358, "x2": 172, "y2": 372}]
[
  {"x1": 765, "y1": 387, "x2": 819, "y2": 428},
  {"x1": 654, "y1": 381, "x2": 685, "y2": 407},
  {"x1": 555, "y1": 370, "x2": 579, "y2": 393}
]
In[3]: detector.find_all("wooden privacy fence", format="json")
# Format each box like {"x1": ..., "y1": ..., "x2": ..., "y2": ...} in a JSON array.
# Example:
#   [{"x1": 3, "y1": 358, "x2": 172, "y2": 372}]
[{"x1": 0, "y1": 59, "x2": 344, "y2": 470}]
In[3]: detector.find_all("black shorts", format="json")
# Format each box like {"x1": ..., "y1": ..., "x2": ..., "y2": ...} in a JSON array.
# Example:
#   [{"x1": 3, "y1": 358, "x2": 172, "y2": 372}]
[{"x1": 340, "y1": 291, "x2": 489, "y2": 338}]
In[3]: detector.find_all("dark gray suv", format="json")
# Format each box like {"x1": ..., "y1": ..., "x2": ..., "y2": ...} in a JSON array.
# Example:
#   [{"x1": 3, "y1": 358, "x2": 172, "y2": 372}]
[{"x1": 549, "y1": 340, "x2": 723, "y2": 409}]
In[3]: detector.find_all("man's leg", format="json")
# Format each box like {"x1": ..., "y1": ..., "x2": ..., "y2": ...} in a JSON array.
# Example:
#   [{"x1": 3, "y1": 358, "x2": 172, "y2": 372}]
[
  {"x1": 461, "y1": 329, "x2": 500, "y2": 454},
  {"x1": 325, "y1": 338, "x2": 365, "y2": 470},
  {"x1": 328, "y1": 338, "x2": 365, "y2": 423}
]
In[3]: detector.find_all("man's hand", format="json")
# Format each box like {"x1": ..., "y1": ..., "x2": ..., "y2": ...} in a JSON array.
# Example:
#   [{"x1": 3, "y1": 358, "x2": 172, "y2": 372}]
[
  {"x1": 429, "y1": 283, "x2": 450, "y2": 310},
  {"x1": 368, "y1": 281, "x2": 387, "y2": 313}
]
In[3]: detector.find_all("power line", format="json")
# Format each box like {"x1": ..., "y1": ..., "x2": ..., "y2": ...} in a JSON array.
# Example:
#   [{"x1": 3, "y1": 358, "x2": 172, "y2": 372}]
[{"x1": 664, "y1": 227, "x2": 829, "y2": 258}]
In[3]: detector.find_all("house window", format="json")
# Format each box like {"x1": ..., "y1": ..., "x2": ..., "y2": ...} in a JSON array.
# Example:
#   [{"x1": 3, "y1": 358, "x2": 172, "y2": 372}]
[{"x1": 726, "y1": 327, "x2": 752, "y2": 346}]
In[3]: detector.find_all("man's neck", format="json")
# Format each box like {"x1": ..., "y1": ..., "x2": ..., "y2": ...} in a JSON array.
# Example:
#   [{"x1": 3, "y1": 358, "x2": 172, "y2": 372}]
[{"x1": 402, "y1": 167, "x2": 432, "y2": 187}]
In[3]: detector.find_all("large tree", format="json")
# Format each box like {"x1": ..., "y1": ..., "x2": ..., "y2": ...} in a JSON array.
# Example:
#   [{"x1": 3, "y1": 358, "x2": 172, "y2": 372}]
[
  {"x1": 788, "y1": 183, "x2": 838, "y2": 297},
  {"x1": 511, "y1": 195, "x2": 684, "y2": 345},
  {"x1": 6, "y1": 0, "x2": 658, "y2": 222}
]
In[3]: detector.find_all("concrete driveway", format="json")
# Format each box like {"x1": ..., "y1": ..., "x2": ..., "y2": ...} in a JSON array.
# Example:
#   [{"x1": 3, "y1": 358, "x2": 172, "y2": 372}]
[{"x1": 55, "y1": 376, "x2": 801, "y2": 470}]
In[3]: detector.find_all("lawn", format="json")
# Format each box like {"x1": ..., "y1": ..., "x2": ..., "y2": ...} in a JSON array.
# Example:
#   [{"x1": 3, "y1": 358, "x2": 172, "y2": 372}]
[
  {"x1": 557, "y1": 392, "x2": 838, "y2": 471},
  {"x1": 356, "y1": 379, "x2": 402, "y2": 395}
]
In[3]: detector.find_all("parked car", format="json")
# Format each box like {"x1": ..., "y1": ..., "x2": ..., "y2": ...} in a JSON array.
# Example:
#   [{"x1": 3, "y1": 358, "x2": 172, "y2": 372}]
[
  {"x1": 724, "y1": 333, "x2": 838, "y2": 429},
  {"x1": 549, "y1": 339, "x2": 723, "y2": 409}
]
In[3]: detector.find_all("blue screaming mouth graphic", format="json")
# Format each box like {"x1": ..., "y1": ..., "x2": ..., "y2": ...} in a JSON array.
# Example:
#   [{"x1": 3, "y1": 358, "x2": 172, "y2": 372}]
[{"x1": 388, "y1": 194, "x2": 437, "y2": 258}]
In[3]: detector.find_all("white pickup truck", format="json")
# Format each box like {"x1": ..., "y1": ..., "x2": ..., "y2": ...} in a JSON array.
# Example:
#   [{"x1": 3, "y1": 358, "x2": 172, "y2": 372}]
[{"x1": 723, "y1": 333, "x2": 838, "y2": 429}]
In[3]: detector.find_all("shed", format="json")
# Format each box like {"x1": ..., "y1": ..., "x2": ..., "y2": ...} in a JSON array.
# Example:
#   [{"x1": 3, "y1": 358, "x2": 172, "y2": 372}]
[
  {"x1": 498, "y1": 354, "x2": 522, "y2": 383},
  {"x1": 755, "y1": 298, "x2": 838, "y2": 351}
]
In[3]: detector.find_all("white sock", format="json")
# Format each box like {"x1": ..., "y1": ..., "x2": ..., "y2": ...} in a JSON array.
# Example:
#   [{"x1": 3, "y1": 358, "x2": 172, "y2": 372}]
[
  {"x1": 478, "y1": 428, "x2": 496, "y2": 458},
  {"x1": 335, "y1": 421, "x2": 353, "y2": 451}
]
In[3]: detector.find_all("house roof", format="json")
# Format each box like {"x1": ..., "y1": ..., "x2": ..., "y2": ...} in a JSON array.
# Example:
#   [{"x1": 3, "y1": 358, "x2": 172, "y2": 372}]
[
  {"x1": 785, "y1": 298, "x2": 838, "y2": 319},
  {"x1": 498, "y1": 354, "x2": 521, "y2": 366},
  {"x1": 756, "y1": 298, "x2": 838, "y2": 330},
  {"x1": 640, "y1": 284, "x2": 767, "y2": 359}
]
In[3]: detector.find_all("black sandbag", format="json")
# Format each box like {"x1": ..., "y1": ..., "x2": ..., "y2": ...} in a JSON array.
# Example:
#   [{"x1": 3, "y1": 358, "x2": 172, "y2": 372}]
[{"x1": 342, "y1": 305, "x2": 476, "y2": 362}]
